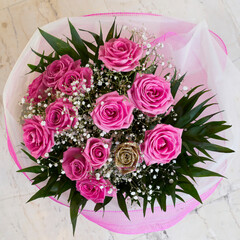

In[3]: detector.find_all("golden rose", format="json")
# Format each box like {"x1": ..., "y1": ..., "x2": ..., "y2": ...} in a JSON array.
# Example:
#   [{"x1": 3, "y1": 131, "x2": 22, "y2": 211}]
[{"x1": 114, "y1": 142, "x2": 140, "y2": 174}]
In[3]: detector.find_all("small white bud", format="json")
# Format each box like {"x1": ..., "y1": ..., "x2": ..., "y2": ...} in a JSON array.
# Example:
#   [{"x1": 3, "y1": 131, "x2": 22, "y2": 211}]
[
  {"x1": 95, "y1": 173, "x2": 100, "y2": 180},
  {"x1": 108, "y1": 188, "x2": 113, "y2": 194}
]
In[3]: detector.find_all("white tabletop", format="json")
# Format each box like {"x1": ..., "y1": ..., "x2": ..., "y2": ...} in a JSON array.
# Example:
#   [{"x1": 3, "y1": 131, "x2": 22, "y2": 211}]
[{"x1": 0, "y1": 0, "x2": 240, "y2": 239}]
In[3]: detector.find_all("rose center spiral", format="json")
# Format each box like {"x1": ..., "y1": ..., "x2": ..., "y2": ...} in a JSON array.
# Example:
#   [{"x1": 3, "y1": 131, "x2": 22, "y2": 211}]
[{"x1": 120, "y1": 151, "x2": 132, "y2": 165}]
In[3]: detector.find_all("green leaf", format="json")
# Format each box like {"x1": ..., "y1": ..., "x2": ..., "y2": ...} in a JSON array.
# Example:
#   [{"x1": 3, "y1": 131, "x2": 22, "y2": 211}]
[
  {"x1": 186, "y1": 121, "x2": 231, "y2": 138},
  {"x1": 143, "y1": 195, "x2": 148, "y2": 217},
  {"x1": 31, "y1": 171, "x2": 48, "y2": 185},
  {"x1": 27, "y1": 64, "x2": 44, "y2": 73},
  {"x1": 182, "y1": 141, "x2": 199, "y2": 157},
  {"x1": 27, "y1": 187, "x2": 51, "y2": 202},
  {"x1": 173, "y1": 85, "x2": 204, "y2": 114},
  {"x1": 175, "y1": 99, "x2": 216, "y2": 128},
  {"x1": 130, "y1": 32, "x2": 134, "y2": 41},
  {"x1": 183, "y1": 155, "x2": 214, "y2": 165},
  {"x1": 150, "y1": 197, "x2": 155, "y2": 213},
  {"x1": 95, "y1": 23, "x2": 103, "y2": 63},
  {"x1": 70, "y1": 191, "x2": 82, "y2": 235},
  {"x1": 17, "y1": 166, "x2": 44, "y2": 173},
  {"x1": 21, "y1": 149, "x2": 37, "y2": 163},
  {"x1": 82, "y1": 40, "x2": 97, "y2": 52},
  {"x1": 183, "y1": 89, "x2": 210, "y2": 114},
  {"x1": 156, "y1": 193, "x2": 166, "y2": 211},
  {"x1": 190, "y1": 167, "x2": 224, "y2": 178},
  {"x1": 175, "y1": 194, "x2": 185, "y2": 202},
  {"x1": 106, "y1": 18, "x2": 116, "y2": 42},
  {"x1": 31, "y1": 49, "x2": 59, "y2": 62},
  {"x1": 185, "y1": 85, "x2": 204, "y2": 97},
  {"x1": 170, "y1": 192, "x2": 176, "y2": 206},
  {"x1": 195, "y1": 145, "x2": 213, "y2": 159},
  {"x1": 28, "y1": 175, "x2": 58, "y2": 202},
  {"x1": 79, "y1": 27, "x2": 104, "y2": 46},
  {"x1": 139, "y1": 55, "x2": 148, "y2": 65},
  {"x1": 80, "y1": 23, "x2": 104, "y2": 64},
  {"x1": 94, "y1": 197, "x2": 113, "y2": 212},
  {"x1": 192, "y1": 141, "x2": 234, "y2": 153},
  {"x1": 38, "y1": 28, "x2": 79, "y2": 60},
  {"x1": 171, "y1": 72, "x2": 186, "y2": 98},
  {"x1": 177, "y1": 175, "x2": 202, "y2": 203},
  {"x1": 176, "y1": 154, "x2": 195, "y2": 181},
  {"x1": 145, "y1": 64, "x2": 157, "y2": 74},
  {"x1": 116, "y1": 25, "x2": 123, "y2": 38},
  {"x1": 167, "y1": 183, "x2": 177, "y2": 206},
  {"x1": 209, "y1": 134, "x2": 228, "y2": 141},
  {"x1": 163, "y1": 85, "x2": 206, "y2": 125},
  {"x1": 191, "y1": 111, "x2": 222, "y2": 127},
  {"x1": 27, "y1": 50, "x2": 59, "y2": 74},
  {"x1": 117, "y1": 191, "x2": 130, "y2": 220},
  {"x1": 56, "y1": 178, "x2": 74, "y2": 199},
  {"x1": 80, "y1": 198, "x2": 87, "y2": 212},
  {"x1": 68, "y1": 20, "x2": 89, "y2": 65}
]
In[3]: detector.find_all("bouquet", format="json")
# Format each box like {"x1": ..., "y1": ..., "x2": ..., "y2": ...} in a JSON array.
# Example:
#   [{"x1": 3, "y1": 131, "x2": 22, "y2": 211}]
[{"x1": 4, "y1": 14, "x2": 237, "y2": 234}]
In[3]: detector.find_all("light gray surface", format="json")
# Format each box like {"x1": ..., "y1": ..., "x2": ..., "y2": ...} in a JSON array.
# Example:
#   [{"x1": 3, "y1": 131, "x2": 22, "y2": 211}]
[{"x1": 1, "y1": 0, "x2": 240, "y2": 239}]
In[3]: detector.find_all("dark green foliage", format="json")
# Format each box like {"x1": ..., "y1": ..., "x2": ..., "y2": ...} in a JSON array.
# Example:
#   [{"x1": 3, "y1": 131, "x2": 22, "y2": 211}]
[
  {"x1": 170, "y1": 71, "x2": 186, "y2": 98},
  {"x1": 38, "y1": 28, "x2": 79, "y2": 60},
  {"x1": 117, "y1": 190, "x2": 130, "y2": 220},
  {"x1": 177, "y1": 175, "x2": 202, "y2": 203},
  {"x1": 17, "y1": 166, "x2": 44, "y2": 173},
  {"x1": 157, "y1": 193, "x2": 167, "y2": 211},
  {"x1": 69, "y1": 189, "x2": 87, "y2": 235},
  {"x1": 106, "y1": 18, "x2": 116, "y2": 42},
  {"x1": 30, "y1": 19, "x2": 123, "y2": 73},
  {"x1": 27, "y1": 50, "x2": 59, "y2": 73},
  {"x1": 68, "y1": 19, "x2": 89, "y2": 65},
  {"x1": 94, "y1": 196, "x2": 113, "y2": 212}
]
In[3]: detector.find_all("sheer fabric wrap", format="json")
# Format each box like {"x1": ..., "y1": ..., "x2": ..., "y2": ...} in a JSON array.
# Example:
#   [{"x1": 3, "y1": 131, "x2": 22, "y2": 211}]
[{"x1": 3, "y1": 13, "x2": 240, "y2": 234}]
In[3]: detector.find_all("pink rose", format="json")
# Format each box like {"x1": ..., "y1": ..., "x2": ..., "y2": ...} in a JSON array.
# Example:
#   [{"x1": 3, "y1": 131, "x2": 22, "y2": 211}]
[
  {"x1": 76, "y1": 176, "x2": 113, "y2": 203},
  {"x1": 91, "y1": 91, "x2": 134, "y2": 132},
  {"x1": 43, "y1": 55, "x2": 75, "y2": 88},
  {"x1": 45, "y1": 98, "x2": 77, "y2": 131},
  {"x1": 128, "y1": 74, "x2": 174, "y2": 116},
  {"x1": 62, "y1": 147, "x2": 92, "y2": 181},
  {"x1": 84, "y1": 138, "x2": 112, "y2": 169},
  {"x1": 57, "y1": 67, "x2": 93, "y2": 95},
  {"x1": 27, "y1": 74, "x2": 48, "y2": 104},
  {"x1": 99, "y1": 38, "x2": 143, "y2": 72},
  {"x1": 23, "y1": 116, "x2": 54, "y2": 159},
  {"x1": 141, "y1": 124, "x2": 183, "y2": 165}
]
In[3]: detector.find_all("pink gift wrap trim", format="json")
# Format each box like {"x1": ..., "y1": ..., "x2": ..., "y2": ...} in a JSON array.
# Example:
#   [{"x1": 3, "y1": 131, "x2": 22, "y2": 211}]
[{"x1": 5, "y1": 12, "x2": 228, "y2": 234}]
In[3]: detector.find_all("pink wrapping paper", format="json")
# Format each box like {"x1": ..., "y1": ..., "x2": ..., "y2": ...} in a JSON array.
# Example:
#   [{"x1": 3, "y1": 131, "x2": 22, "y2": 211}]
[{"x1": 3, "y1": 13, "x2": 240, "y2": 234}]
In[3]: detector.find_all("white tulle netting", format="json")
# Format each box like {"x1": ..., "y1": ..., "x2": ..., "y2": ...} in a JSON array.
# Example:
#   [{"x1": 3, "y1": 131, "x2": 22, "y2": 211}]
[{"x1": 3, "y1": 13, "x2": 240, "y2": 234}]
